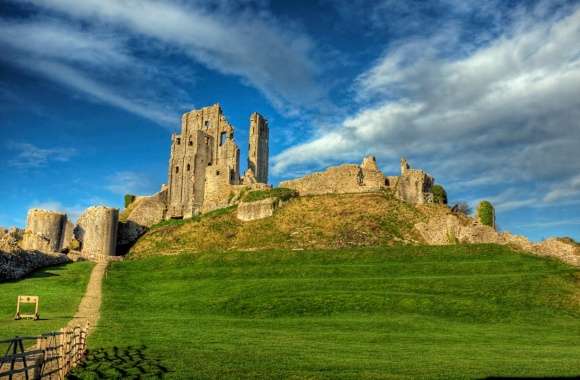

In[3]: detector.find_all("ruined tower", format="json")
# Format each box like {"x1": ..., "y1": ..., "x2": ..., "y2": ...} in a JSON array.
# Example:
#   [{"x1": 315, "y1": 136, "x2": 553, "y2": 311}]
[
  {"x1": 247, "y1": 112, "x2": 269, "y2": 184},
  {"x1": 166, "y1": 104, "x2": 241, "y2": 218},
  {"x1": 21, "y1": 209, "x2": 67, "y2": 252},
  {"x1": 75, "y1": 206, "x2": 118, "y2": 257}
]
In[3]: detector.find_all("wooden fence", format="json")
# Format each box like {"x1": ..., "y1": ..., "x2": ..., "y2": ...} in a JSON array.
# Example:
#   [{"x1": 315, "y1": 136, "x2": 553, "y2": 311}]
[{"x1": 0, "y1": 324, "x2": 88, "y2": 380}]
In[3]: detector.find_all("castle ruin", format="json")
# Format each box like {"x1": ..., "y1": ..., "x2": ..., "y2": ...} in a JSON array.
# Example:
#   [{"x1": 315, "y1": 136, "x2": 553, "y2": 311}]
[
  {"x1": 280, "y1": 156, "x2": 435, "y2": 204},
  {"x1": 166, "y1": 104, "x2": 269, "y2": 218}
]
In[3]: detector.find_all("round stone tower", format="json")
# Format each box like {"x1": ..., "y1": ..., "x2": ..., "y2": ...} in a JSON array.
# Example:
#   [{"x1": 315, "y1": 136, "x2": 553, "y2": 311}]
[
  {"x1": 21, "y1": 209, "x2": 67, "y2": 252},
  {"x1": 75, "y1": 206, "x2": 119, "y2": 257}
]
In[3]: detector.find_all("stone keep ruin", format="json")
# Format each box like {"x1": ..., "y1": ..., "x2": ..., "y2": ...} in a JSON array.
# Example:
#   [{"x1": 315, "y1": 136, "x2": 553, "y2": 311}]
[{"x1": 166, "y1": 103, "x2": 269, "y2": 218}]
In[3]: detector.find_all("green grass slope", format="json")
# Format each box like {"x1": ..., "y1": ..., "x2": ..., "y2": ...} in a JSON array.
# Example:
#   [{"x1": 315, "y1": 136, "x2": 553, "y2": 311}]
[
  {"x1": 130, "y1": 192, "x2": 442, "y2": 257},
  {"x1": 0, "y1": 261, "x2": 94, "y2": 343},
  {"x1": 71, "y1": 245, "x2": 580, "y2": 379}
]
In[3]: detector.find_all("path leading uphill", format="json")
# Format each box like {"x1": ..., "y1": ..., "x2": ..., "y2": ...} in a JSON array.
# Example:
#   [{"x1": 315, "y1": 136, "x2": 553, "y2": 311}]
[{"x1": 65, "y1": 261, "x2": 107, "y2": 333}]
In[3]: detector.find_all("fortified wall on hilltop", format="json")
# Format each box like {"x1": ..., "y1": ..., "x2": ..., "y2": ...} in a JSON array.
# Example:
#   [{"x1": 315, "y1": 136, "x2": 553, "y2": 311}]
[{"x1": 280, "y1": 156, "x2": 435, "y2": 204}]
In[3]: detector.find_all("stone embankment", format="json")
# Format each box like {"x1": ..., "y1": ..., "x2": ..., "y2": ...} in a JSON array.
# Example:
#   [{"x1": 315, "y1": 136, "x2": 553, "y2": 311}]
[
  {"x1": 237, "y1": 197, "x2": 281, "y2": 221},
  {"x1": 0, "y1": 228, "x2": 69, "y2": 281},
  {"x1": 415, "y1": 212, "x2": 579, "y2": 266}
]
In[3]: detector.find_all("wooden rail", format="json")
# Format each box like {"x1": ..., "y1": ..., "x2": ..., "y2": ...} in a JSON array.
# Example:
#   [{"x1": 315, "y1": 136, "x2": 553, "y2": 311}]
[{"x1": 0, "y1": 324, "x2": 88, "y2": 380}]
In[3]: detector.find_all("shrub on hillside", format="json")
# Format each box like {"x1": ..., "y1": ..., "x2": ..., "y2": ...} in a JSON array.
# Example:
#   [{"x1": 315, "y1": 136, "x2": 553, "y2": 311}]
[
  {"x1": 124, "y1": 194, "x2": 136, "y2": 208},
  {"x1": 242, "y1": 188, "x2": 298, "y2": 203},
  {"x1": 451, "y1": 202, "x2": 472, "y2": 216},
  {"x1": 477, "y1": 201, "x2": 495, "y2": 228},
  {"x1": 432, "y1": 185, "x2": 448, "y2": 205}
]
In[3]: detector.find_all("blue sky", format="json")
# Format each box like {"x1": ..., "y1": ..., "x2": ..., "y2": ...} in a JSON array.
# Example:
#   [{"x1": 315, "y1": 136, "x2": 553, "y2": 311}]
[{"x1": 1, "y1": 0, "x2": 579, "y2": 241}]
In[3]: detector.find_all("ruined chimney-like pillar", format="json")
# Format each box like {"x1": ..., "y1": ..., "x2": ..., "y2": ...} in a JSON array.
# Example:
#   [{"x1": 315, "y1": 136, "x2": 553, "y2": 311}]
[
  {"x1": 21, "y1": 209, "x2": 67, "y2": 252},
  {"x1": 400, "y1": 158, "x2": 410, "y2": 176},
  {"x1": 248, "y1": 112, "x2": 269, "y2": 184},
  {"x1": 75, "y1": 206, "x2": 118, "y2": 257}
]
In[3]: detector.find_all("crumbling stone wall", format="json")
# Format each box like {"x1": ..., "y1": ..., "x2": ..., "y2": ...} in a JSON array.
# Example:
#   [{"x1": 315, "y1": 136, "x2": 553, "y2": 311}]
[
  {"x1": 21, "y1": 209, "x2": 67, "y2": 253},
  {"x1": 118, "y1": 189, "x2": 167, "y2": 253},
  {"x1": 1, "y1": 228, "x2": 70, "y2": 281},
  {"x1": 414, "y1": 212, "x2": 579, "y2": 266},
  {"x1": 280, "y1": 155, "x2": 435, "y2": 205},
  {"x1": 280, "y1": 156, "x2": 387, "y2": 196},
  {"x1": 75, "y1": 206, "x2": 118, "y2": 257},
  {"x1": 393, "y1": 158, "x2": 434, "y2": 204},
  {"x1": 62, "y1": 220, "x2": 74, "y2": 250},
  {"x1": 237, "y1": 197, "x2": 280, "y2": 221}
]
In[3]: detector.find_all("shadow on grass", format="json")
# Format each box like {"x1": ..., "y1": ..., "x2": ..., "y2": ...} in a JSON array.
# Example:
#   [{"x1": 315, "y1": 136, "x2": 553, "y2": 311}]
[{"x1": 67, "y1": 345, "x2": 170, "y2": 379}]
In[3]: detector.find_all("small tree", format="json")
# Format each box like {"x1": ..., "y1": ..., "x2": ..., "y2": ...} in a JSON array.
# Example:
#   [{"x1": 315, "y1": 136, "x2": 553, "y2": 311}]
[
  {"x1": 124, "y1": 194, "x2": 136, "y2": 208},
  {"x1": 451, "y1": 202, "x2": 472, "y2": 216},
  {"x1": 431, "y1": 184, "x2": 448, "y2": 205},
  {"x1": 477, "y1": 200, "x2": 495, "y2": 229}
]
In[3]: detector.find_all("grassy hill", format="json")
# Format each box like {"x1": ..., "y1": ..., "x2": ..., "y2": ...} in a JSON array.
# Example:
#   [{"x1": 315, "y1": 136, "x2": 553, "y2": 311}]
[
  {"x1": 70, "y1": 245, "x2": 580, "y2": 379},
  {"x1": 0, "y1": 261, "x2": 94, "y2": 343},
  {"x1": 130, "y1": 192, "x2": 447, "y2": 257}
]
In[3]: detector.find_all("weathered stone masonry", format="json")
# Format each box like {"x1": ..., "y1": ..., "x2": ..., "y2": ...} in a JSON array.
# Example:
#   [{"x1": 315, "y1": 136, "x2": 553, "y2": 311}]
[
  {"x1": 280, "y1": 155, "x2": 435, "y2": 205},
  {"x1": 166, "y1": 104, "x2": 269, "y2": 218},
  {"x1": 21, "y1": 209, "x2": 67, "y2": 253}
]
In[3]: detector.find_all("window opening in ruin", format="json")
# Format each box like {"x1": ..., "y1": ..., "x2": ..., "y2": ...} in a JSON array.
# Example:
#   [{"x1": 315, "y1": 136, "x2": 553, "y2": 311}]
[
  {"x1": 230, "y1": 170, "x2": 235, "y2": 182},
  {"x1": 216, "y1": 170, "x2": 220, "y2": 176},
  {"x1": 204, "y1": 120, "x2": 209, "y2": 128},
  {"x1": 208, "y1": 161, "x2": 212, "y2": 166},
  {"x1": 175, "y1": 166, "x2": 179, "y2": 173},
  {"x1": 205, "y1": 137, "x2": 210, "y2": 144},
  {"x1": 188, "y1": 137, "x2": 193, "y2": 146},
  {"x1": 187, "y1": 164, "x2": 190, "y2": 171},
  {"x1": 176, "y1": 137, "x2": 181, "y2": 145},
  {"x1": 220, "y1": 132, "x2": 226, "y2": 146}
]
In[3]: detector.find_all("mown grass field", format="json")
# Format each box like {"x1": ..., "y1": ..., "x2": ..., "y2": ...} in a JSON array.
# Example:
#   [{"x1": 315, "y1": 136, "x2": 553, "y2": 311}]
[
  {"x1": 0, "y1": 261, "x2": 94, "y2": 347},
  {"x1": 71, "y1": 245, "x2": 580, "y2": 379}
]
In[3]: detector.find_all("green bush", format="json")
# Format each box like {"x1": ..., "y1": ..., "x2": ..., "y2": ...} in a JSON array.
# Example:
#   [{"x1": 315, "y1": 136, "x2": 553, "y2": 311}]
[
  {"x1": 432, "y1": 185, "x2": 448, "y2": 205},
  {"x1": 477, "y1": 201, "x2": 495, "y2": 228},
  {"x1": 124, "y1": 194, "x2": 136, "y2": 208},
  {"x1": 242, "y1": 188, "x2": 298, "y2": 203}
]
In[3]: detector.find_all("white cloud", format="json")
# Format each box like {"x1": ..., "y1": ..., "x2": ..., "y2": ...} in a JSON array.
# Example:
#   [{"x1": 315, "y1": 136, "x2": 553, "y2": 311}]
[
  {"x1": 272, "y1": 3, "x2": 580, "y2": 207},
  {"x1": 105, "y1": 171, "x2": 155, "y2": 196},
  {"x1": 0, "y1": 18, "x2": 131, "y2": 68},
  {"x1": 6, "y1": 142, "x2": 76, "y2": 169},
  {"x1": 13, "y1": 0, "x2": 324, "y2": 114},
  {"x1": 544, "y1": 175, "x2": 580, "y2": 203}
]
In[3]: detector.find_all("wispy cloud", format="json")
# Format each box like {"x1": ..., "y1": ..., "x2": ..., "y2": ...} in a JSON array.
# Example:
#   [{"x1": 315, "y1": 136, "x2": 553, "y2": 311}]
[
  {"x1": 0, "y1": 18, "x2": 185, "y2": 126},
  {"x1": 9, "y1": 0, "x2": 325, "y2": 115},
  {"x1": 6, "y1": 142, "x2": 76, "y2": 169},
  {"x1": 105, "y1": 171, "x2": 155, "y2": 196},
  {"x1": 517, "y1": 218, "x2": 580, "y2": 229},
  {"x1": 544, "y1": 175, "x2": 580, "y2": 203}
]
